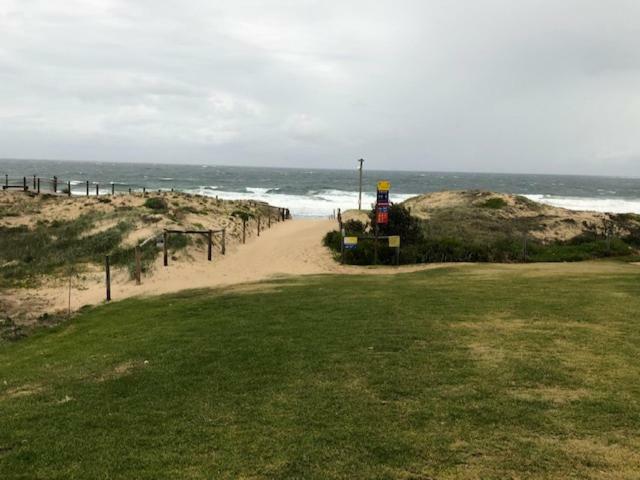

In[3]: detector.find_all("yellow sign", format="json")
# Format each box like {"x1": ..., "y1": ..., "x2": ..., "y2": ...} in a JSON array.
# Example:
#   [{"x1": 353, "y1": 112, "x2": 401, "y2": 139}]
[
  {"x1": 388, "y1": 236, "x2": 400, "y2": 248},
  {"x1": 377, "y1": 180, "x2": 390, "y2": 191},
  {"x1": 344, "y1": 236, "x2": 358, "y2": 246}
]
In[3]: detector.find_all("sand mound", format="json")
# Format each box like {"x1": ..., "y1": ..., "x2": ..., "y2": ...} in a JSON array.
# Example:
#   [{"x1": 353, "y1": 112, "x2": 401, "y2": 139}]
[{"x1": 402, "y1": 190, "x2": 640, "y2": 243}]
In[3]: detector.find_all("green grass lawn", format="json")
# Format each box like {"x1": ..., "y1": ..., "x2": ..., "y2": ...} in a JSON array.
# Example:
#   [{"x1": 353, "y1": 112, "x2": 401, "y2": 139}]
[{"x1": 2, "y1": 262, "x2": 640, "y2": 479}]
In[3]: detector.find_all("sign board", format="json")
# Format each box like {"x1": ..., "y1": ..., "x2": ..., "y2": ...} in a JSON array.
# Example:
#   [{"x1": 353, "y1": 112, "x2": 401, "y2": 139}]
[
  {"x1": 377, "y1": 190, "x2": 389, "y2": 204},
  {"x1": 376, "y1": 205, "x2": 389, "y2": 225},
  {"x1": 344, "y1": 236, "x2": 358, "y2": 250},
  {"x1": 388, "y1": 236, "x2": 400, "y2": 248},
  {"x1": 377, "y1": 180, "x2": 390, "y2": 191}
]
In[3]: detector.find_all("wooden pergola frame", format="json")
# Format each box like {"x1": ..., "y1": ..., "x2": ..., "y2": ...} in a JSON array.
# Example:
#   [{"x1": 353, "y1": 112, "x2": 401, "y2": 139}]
[{"x1": 163, "y1": 228, "x2": 226, "y2": 267}]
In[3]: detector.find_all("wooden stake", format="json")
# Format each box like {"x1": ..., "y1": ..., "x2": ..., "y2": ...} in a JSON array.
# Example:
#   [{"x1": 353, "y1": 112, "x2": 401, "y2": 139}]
[
  {"x1": 111, "y1": 183, "x2": 115, "y2": 195},
  {"x1": 96, "y1": 183, "x2": 99, "y2": 196},
  {"x1": 208, "y1": 230, "x2": 212, "y2": 261},
  {"x1": 86, "y1": 180, "x2": 89, "y2": 196},
  {"x1": 135, "y1": 246, "x2": 141, "y2": 285},
  {"x1": 67, "y1": 181, "x2": 71, "y2": 197},
  {"x1": 33, "y1": 175, "x2": 36, "y2": 190},
  {"x1": 222, "y1": 228, "x2": 226, "y2": 255},
  {"x1": 37, "y1": 177, "x2": 40, "y2": 194},
  {"x1": 163, "y1": 231, "x2": 168, "y2": 266},
  {"x1": 53, "y1": 176, "x2": 57, "y2": 193},
  {"x1": 242, "y1": 219, "x2": 246, "y2": 244},
  {"x1": 257, "y1": 217, "x2": 261, "y2": 237},
  {"x1": 105, "y1": 256, "x2": 111, "y2": 301}
]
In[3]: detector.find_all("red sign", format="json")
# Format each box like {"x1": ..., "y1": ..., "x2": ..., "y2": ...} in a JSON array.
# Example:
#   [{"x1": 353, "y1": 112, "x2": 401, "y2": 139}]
[{"x1": 376, "y1": 204, "x2": 389, "y2": 224}]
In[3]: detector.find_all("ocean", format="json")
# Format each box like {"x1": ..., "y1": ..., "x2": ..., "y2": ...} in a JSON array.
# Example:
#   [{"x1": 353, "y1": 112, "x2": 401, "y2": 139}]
[{"x1": 2, "y1": 158, "x2": 640, "y2": 217}]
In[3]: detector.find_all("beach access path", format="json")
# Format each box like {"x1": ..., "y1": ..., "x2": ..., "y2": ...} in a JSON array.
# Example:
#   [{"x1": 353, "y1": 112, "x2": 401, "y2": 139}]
[{"x1": 9, "y1": 218, "x2": 440, "y2": 319}]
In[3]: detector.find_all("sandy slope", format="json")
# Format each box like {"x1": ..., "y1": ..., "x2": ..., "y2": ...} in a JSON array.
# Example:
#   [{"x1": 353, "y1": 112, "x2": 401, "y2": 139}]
[{"x1": 3, "y1": 218, "x2": 442, "y2": 322}]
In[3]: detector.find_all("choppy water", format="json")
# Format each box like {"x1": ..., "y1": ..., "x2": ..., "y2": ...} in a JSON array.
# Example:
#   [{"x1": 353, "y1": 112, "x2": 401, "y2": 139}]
[{"x1": 2, "y1": 158, "x2": 640, "y2": 217}]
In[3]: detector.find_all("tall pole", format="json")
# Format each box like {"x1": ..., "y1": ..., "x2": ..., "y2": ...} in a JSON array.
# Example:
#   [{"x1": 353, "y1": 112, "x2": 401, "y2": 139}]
[{"x1": 358, "y1": 158, "x2": 364, "y2": 211}]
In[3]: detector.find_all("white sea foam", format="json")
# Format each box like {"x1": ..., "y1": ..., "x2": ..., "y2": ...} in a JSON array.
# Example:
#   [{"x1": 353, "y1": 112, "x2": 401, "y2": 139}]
[
  {"x1": 524, "y1": 195, "x2": 640, "y2": 214},
  {"x1": 186, "y1": 187, "x2": 416, "y2": 217}
]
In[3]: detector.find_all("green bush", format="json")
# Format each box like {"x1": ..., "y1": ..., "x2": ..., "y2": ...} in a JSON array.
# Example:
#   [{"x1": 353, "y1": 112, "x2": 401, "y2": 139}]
[
  {"x1": 480, "y1": 197, "x2": 508, "y2": 209},
  {"x1": 144, "y1": 197, "x2": 167, "y2": 210}
]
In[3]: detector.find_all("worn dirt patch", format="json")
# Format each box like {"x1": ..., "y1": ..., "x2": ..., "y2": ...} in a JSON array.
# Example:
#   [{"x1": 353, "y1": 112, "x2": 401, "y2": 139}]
[{"x1": 0, "y1": 383, "x2": 45, "y2": 400}]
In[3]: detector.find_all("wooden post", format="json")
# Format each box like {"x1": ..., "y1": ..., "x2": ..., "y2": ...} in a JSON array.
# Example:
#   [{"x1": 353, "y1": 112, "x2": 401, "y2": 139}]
[
  {"x1": 268, "y1": 215, "x2": 271, "y2": 228},
  {"x1": 143, "y1": 187, "x2": 146, "y2": 195},
  {"x1": 37, "y1": 177, "x2": 40, "y2": 194},
  {"x1": 135, "y1": 246, "x2": 141, "y2": 285},
  {"x1": 221, "y1": 228, "x2": 226, "y2": 255},
  {"x1": 257, "y1": 217, "x2": 261, "y2": 237},
  {"x1": 23, "y1": 177, "x2": 26, "y2": 190},
  {"x1": 53, "y1": 176, "x2": 57, "y2": 193},
  {"x1": 33, "y1": 175, "x2": 36, "y2": 190},
  {"x1": 374, "y1": 224, "x2": 378, "y2": 266},
  {"x1": 242, "y1": 219, "x2": 246, "y2": 244},
  {"x1": 86, "y1": 180, "x2": 89, "y2": 196},
  {"x1": 207, "y1": 230, "x2": 212, "y2": 261},
  {"x1": 163, "y1": 231, "x2": 168, "y2": 266},
  {"x1": 105, "y1": 256, "x2": 111, "y2": 301},
  {"x1": 341, "y1": 232, "x2": 345, "y2": 265},
  {"x1": 4, "y1": 174, "x2": 7, "y2": 188},
  {"x1": 67, "y1": 181, "x2": 71, "y2": 197},
  {"x1": 111, "y1": 183, "x2": 115, "y2": 195},
  {"x1": 96, "y1": 183, "x2": 100, "y2": 196},
  {"x1": 128, "y1": 187, "x2": 132, "y2": 194}
]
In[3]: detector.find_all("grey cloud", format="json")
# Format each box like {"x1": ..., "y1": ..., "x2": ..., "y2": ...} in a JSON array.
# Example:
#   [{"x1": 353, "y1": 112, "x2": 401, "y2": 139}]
[{"x1": 1, "y1": 0, "x2": 640, "y2": 175}]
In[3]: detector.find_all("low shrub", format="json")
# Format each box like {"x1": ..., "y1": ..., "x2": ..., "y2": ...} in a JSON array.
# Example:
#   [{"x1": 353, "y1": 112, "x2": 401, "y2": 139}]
[{"x1": 144, "y1": 197, "x2": 167, "y2": 210}]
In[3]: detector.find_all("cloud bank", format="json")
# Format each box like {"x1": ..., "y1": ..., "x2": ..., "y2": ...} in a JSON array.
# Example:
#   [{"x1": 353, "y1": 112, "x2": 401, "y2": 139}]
[{"x1": 1, "y1": 0, "x2": 640, "y2": 175}]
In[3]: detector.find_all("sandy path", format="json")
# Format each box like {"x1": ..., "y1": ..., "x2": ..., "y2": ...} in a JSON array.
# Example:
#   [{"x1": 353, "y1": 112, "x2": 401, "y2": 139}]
[{"x1": 6, "y1": 219, "x2": 441, "y2": 319}]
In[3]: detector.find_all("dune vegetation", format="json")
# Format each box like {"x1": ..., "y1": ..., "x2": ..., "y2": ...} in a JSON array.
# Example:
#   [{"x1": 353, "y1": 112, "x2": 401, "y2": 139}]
[
  {"x1": 2, "y1": 262, "x2": 640, "y2": 478},
  {"x1": 327, "y1": 191, "x2": 640, "y2": 265}
]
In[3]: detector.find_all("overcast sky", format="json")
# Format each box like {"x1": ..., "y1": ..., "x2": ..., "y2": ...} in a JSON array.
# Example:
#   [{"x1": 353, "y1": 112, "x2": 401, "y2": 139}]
[{"x1": 1, "y1": 1, "x2": 639, "y2": 175}]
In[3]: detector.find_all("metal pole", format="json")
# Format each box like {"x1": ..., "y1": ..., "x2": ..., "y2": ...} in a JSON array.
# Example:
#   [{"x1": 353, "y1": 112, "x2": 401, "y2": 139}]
[{"x1": 358, "y1": 158, "x2": 364, "y2": 210}]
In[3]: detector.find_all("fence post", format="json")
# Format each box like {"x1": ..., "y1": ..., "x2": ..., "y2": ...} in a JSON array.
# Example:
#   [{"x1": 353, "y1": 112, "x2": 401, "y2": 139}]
[
  {"x1": 128, "y1": 187, "x2": 132, "y2": 194},
  {"x1": 53, "y1": 176, "x2": 57, "y2": 193},
  {"x1": 163, "y1": 231, "x2": 168, "y2": 266},
  {"x1": 37, "y1": 178, "x2": 40, "y2": 194},
  {"x1": 96, "y1": 183, "x2": 99, "y2": 196},
  {"x1": 23, "y1": 177, "x2": 26, "y2": 191},
  {"x1": 341, "y1": 233, "x2": 345, "y2": 265},
  {"x1": 86, "y1": 181, "x2": 89, "y2": 196},
  {"x1": 268, "y1": 215, "x2": 271, "y2": 228},
  {"x1": 4, "y1": 174, "x2": 7, "y2": 188},
  {"x1": 222, "y1": 228, "x2": 226, "y2": 255},
  {"x1": 257, "y1": 217, "x2": 261, "y2": 237},
  {"x1": 242, "y1": 219, "x2": 246, "y2": 244},
  {"x1": 143, "y1": 187, "x2": 146, "y2": 195},
  {"x1": 135, "y1": 246, "x2": 141, "y2": 285},
  {"x1": 33, "y1": 175, "x2": 36, "y2": 190},
  {"x1": 105, "y1": 256, "x2": 111, "y2": 301},
  {"x1": 111, "y1": 183, "x2": 115, "y2": 195},
  {"x1": 207, "y1": 230, "x2": 213, "y2": 261},
  {"x1": 67, "y1": 181, "x2": 71, "y2": 197}
]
